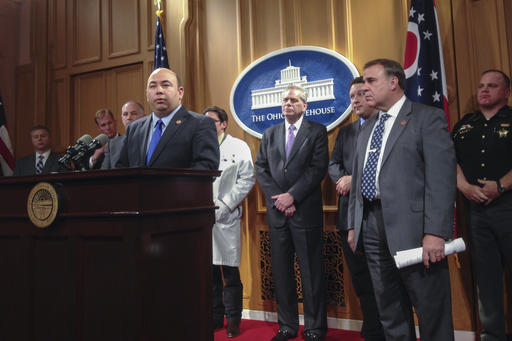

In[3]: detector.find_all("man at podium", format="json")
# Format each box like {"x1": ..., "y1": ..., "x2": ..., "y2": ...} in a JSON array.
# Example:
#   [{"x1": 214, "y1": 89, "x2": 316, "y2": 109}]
[{"x1": 116, "y1": 68, "x2": 219, "y2": 170}]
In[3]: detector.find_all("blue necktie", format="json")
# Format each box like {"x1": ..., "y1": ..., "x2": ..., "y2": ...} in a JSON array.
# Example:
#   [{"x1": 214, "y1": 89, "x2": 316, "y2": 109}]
[
  {"x1": 146, "y1": 119, "x2": 163, "y2": 165},
  {"x1": 36, "y1": 155, "x2": 44, "y2": 174},
  {"x1": 361, "y1": 113, "x2": 391, "y2": 200},
  {"x1": 285, "y1": 124, "x2": 296, "y2": 159}
]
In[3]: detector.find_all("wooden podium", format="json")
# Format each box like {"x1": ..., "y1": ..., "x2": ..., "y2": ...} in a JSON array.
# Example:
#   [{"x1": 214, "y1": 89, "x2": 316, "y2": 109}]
[{"x1": 0, "y1": 168, "x2": 219, "y2": 341}]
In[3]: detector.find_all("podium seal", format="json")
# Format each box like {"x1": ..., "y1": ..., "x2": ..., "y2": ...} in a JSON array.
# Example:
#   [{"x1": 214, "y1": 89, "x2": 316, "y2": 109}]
[{"x1": 27, "y1": 182, "x2": 59, "y2": 228}]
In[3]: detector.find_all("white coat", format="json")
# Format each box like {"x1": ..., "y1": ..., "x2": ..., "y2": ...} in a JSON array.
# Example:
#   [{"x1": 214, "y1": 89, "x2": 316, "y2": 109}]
[{"x1": 212, "y1": 134, "x2": 255, "y2": 267}]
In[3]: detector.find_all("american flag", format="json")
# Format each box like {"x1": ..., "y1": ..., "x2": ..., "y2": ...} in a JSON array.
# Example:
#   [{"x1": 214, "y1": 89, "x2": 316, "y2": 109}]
[
  {"x1": 404, "y1": 0, "x2": 450, "y2": 125},
  {"x1": 154, "y1": 14, "x2": 169, "y2": 69},
  {"x1": 0, "y1": 92, "x2": 15, "y2": 176},
  {"x1": 404, "y1": 0, "x2": 457, "y2": 239}
]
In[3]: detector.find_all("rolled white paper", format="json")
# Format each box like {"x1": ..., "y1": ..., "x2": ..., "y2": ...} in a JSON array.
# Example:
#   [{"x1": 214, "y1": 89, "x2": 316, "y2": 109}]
[{"x1": 393, "y1": 238, "x2": 466, "y2": 269}]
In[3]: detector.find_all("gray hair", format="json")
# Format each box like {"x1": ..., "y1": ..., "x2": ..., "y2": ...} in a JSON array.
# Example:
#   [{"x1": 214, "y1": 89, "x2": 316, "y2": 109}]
[{"x1": 283, "y1": 84, "x2": 307, "y2": 103}]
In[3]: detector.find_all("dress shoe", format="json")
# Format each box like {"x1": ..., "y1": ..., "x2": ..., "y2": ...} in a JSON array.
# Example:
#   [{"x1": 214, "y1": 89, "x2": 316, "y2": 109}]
[
  {"x1": 226, "y1": 320, "x2": 241, "y2": 338},
  {"x1": 303, "y1": 331, "x2": 324, "y2": 341},
  {"x1": 270, "y1": 329, "x2": 297, "y2": 341}
]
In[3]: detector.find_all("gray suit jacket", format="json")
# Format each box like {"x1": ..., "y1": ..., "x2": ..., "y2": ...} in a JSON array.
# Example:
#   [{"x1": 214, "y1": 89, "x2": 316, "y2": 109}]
[
  {"x1": 328, "y1": 120, "x2": 360, "y2": 231},
  {"x1": 116, "y1": 106, "x2": 219, "y2": 170},
  {"x1": 13, "y1": 152, "x2": 61, "y2": 176},
  {"x1": 101, "y1": 135, "x2": 125, "y2": 169},
  {"x1": 348, "y1": 98, "x2": 456, "y2": 255},
  {"x1": 255, "y1": 118, "x2": 329, "y2": 228}
]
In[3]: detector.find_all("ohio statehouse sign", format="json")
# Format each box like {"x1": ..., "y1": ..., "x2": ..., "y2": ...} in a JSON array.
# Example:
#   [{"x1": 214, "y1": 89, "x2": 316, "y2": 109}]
[{"x1": 230, "y1": 46, "x2": 359, "y2": 139}]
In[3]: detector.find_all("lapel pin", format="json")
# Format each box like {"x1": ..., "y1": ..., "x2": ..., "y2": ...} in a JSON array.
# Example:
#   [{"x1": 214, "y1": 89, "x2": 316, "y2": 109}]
[
  {"x1": 400, "y1": 120, "x2": 407, "y2": 126},
  {"x1": 176, "y1": 120, "x2": 182, "y2": 125}
]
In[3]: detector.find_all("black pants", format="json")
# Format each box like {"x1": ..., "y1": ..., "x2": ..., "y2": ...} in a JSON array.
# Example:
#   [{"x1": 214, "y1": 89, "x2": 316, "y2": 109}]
[
  {"x1": 212, "y1": 265, "x2": 243, "y2": 323},
  {"x1": 468, "y1": 194, "x2": 512, "y2": 341},
  {"x1": 362, "y1": 200, "x2": 454, "y2": 341},
  {"x1": 339, "y1": 230, "x2": 385, "y2": 340},
  {"x1": 269, "y1": 222, "x2": 327, "y2": 337}
]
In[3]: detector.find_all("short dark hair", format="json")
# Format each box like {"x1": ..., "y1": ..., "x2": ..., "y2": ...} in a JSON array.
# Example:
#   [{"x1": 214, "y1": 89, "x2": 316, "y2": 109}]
[
  {"x1": 30, "y1": 125, "x2": 50, "y2": 136},
  {"x1": 364, "y1": 59, "x2": 406, "y2": 90},
  {"x1": 482, "y1": 69, "x2": 511, "y2": 89},
  {"x1": 350, "y1": 76, "x2": 364, "y2": 87},
  {"x1": 203, "y1": 106, "x2": 228, "y2": 125},
  {"x1": 94, "y1": 108, "x2": 115, "y2": 124}
]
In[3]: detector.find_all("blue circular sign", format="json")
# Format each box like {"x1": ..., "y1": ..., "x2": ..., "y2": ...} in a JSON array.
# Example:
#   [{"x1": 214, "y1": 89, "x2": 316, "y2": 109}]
[{"x1": 230, "y1": 46, "x2": 359, "y2": 139}]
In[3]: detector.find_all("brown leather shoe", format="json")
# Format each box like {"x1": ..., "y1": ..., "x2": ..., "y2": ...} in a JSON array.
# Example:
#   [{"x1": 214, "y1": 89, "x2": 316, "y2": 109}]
[{"x1": 226, "y1": 320, "x2": 241, "y2": 338}]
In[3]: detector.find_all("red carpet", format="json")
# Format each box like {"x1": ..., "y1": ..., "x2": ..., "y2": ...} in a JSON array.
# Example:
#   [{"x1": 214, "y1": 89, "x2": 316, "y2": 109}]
[{"x1": 214, "y1": 319, "x2": 364, "y2": 341}]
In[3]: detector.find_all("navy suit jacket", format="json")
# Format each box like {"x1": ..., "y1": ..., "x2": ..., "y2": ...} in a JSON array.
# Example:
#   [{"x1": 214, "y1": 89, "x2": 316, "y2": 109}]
[
  {"x1": 116, "y1": 106, "x2": 219, "y2": 170},
  {"x1": 255, "y1": 118, "x2": 329, "y2": 228},
  {"x1": 13, "y1": 151, "x2": 61, "y2": 176},
  {"x1": 328, "y1": 120, "x2": 360, "y2": 231}
]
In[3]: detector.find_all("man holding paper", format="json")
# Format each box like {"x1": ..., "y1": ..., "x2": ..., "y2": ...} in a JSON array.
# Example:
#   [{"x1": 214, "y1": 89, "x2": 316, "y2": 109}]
[{"x1": 348, "y1": 59, "x2": 456, "y2": 340}]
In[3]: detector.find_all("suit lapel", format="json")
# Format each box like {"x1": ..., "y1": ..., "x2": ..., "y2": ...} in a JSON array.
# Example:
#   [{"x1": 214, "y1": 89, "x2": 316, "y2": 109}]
[
  {"x1": 140, "y1": 116, "x2": 153, "y2": 162},
  {"x1": 276, "y1": 123, "x2": 286, "y2": 163},
  {"x1": 381, "y1": 99, "x2": 412, "y2": 167},
  {"x1": 148, "y1": 107, "x2": 188, "y2": 166},
  {"x1": 285, "y1": 118, "x2": 309, "y2": 165},
  {"x1": 357, "y1": 114, "x2": 377, "y2": 171}
]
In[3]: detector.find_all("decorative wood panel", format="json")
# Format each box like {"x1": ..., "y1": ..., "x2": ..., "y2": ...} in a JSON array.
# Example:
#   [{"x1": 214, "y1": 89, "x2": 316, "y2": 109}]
[
  {"x1": 73, "y1": 71, "x2": 108, "y2": 139},
  {"x1": 14, "y1": 64, "x2": 36, "y2": 159},
  {"x1": 108, "y1": 0, "x2": 140, "y2": 58},
  {"x1": 49, "y1": 77, "x2": 70, "y2": 151},
  {"x1": 111, "y1": 63, "x2": 146, "y2": 133},
  {"x1": 48, "y1": 0, "x2": 67, "y2": 69},
  {"x1": 72, "y1": 0, "x2": 102, "y2": 65}
]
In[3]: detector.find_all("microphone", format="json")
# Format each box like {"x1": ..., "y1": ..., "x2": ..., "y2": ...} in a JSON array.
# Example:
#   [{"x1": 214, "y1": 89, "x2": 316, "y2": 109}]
[
  {"x1": 58, "y1": 134, "x2": 93, "y2": 169},
  {"x1": 85, "y1": 134, "x2": 109, "y2": 154},
  {"x1": 71, "y1": 134, "x2": 110, "y2": 170}
]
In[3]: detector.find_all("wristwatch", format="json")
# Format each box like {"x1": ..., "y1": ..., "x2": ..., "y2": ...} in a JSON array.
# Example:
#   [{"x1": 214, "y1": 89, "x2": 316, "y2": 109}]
[{"x1": 497, "y1": 179, "x2": 505, "y2": 194}]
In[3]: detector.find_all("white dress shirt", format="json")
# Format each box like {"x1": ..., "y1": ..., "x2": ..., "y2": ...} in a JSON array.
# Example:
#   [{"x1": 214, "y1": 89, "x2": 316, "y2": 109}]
[{"x1": 363, "y1": 95, "x2": 406, "y2": 197}]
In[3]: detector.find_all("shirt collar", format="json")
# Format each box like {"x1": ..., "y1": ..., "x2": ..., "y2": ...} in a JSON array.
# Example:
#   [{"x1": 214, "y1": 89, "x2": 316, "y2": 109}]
[
  {"x1": 285, "y1": 114, "x2": 304, "y2": 132},
  {"x1": 151, "y1": 104, "x2": 182, "y2": 128},
  {"x1": 383, "y1": 95, "x2": 406, "y2": 118},
  {"x1": 35, "y1": 150, "x2": 51, "y2": 159}
]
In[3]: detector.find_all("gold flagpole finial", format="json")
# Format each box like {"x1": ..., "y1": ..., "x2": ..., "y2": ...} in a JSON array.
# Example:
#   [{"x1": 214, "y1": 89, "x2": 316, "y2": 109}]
[{"x1": 154, "y1": 0, "x2": 163, "y2": 17}]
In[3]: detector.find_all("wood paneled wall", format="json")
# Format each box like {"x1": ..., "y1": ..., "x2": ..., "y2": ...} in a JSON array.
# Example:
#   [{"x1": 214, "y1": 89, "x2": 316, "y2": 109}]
[{"x1": 13, "y1": 0, "x2": 512, "y2": 333}]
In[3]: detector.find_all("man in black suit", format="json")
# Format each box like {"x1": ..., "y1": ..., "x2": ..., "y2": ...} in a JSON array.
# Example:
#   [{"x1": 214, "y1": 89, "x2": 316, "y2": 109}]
[
  {"x1": 328, "y1": 76, "x2": 384, "y2": 341},
  {"x1": 348, "y1": 59, "x2": 456, "y2": 340},
  {"x1": 255, "y1": 84, "x2": 328, "y2": 341},
  {"x1": 14, "y1": 125, "x2": 60, "y2": 176},
  {"x1": 116, "y1": 67, "x2": 219, "y2": 170}
]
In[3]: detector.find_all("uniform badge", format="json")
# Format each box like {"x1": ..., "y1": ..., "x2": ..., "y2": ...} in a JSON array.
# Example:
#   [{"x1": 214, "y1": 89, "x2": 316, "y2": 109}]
[
  {"x1": 498, "y1": 128, "x2": 509, "y2": 138},
  {"x1": 176, "y1": 120, "x2": 182, "y2": 125},
  {"x1": 400, "y1": 120, "x2": 407, "y2": 126}
]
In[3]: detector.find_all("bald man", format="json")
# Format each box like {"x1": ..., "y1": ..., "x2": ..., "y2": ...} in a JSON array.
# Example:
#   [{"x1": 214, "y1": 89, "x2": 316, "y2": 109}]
[{"x1": 116, "y1": 68, "x2": 219, "y2": 170}]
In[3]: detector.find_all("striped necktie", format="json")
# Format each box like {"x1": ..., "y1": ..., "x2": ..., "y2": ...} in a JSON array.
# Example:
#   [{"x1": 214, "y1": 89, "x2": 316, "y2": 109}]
[
  {"x1": 36, "y1": 155, "x2": 44, "y2": 174},
  {"x1": 361, "y1": 113, "x2": 391, "y2": 200}
]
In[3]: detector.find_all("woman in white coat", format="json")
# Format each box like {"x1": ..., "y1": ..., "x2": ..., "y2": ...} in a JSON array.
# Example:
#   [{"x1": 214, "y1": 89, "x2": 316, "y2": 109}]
[{"x1": 204, "y1": 106, "x2": 255, "y2": 338}]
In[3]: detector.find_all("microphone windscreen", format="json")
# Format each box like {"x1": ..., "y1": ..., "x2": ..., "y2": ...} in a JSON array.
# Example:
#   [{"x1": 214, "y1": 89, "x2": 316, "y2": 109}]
[
  {"x1": 93, "y1": 134, "x2": 109, "y2": 146},
  {"x1": 77, "y1": 134, "x2": 93, "y2": 145}
]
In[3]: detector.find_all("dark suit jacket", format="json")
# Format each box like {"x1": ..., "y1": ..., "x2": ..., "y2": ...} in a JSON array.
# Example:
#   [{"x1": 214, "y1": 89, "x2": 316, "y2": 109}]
[
  {"x1": 101, "y1": 135, "x2": 125, "y2": 169},
  {"x1": 255, "y1": 118, "x2": 329, "y2": 228},
  {"x1": 328, "y1": 120, "x2": 360, "y2": 231},
  {"x1": 13, "y1": 151, "x2": 61, "y2": 176},
  {"x1": 116, "y1": 106, "x2": 219, "y2": 170},
  {"x1": 348, "y1": 98, "x2": 456, "y2": 256}
]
